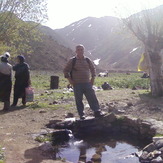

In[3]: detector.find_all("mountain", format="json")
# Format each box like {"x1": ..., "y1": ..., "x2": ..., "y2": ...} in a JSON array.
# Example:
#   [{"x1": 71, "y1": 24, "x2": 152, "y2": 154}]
[
  {"x1": 25, "y1": 27, "x2": 75, "y2": 71},
  {"x1": 23, "y1": 5, "x2": 163, "y2": 71},
  {"x1": 55, "y1": 16, "x2": 119, "y2": 51},
  {"x1": 55, "y1": 16, "x2": 143, "y2": 70}
]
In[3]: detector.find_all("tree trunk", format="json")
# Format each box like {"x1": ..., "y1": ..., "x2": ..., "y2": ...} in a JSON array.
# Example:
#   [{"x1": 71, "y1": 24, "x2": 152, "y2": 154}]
[{"x1": 147, "y1": 50, "x2": 163, "y2": 96}]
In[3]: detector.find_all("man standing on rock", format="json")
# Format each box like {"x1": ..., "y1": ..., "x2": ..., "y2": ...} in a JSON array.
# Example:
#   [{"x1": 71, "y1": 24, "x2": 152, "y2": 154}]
[{"x1": 63, "y1": 44, "x2": 103, "y2": 120}]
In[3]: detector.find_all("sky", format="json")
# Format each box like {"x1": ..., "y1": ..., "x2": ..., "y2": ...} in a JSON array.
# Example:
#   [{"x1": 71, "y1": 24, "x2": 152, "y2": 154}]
[{"x1": 45, "y1": 0, "x2": 163, "y2": 29}]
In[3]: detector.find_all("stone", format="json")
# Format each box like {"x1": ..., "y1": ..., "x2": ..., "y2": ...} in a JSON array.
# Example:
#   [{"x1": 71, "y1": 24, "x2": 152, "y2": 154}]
[
  {"x1": 65, "y1": 112, "x2": 74, "y2": 118},
  {"x1": 127, "y1": 102, "x2": 133, "y2": 107},
  {"x1": 159, "y1": 147, "x2": 163, "y2": 152},
  {"x1": 91, "y1": 153, "x2": 101, "y2": 162},
  {"x1": 39, "y1": 109, "x2": 47, "y2": 113},
  {"x1": 155, "y1": 139, "x2": 163, "y2": 149},
  {"x1": 153, "y1": 137, "x2": 163, "y2": 142},
  {"x1": 52, "y1": 129, "x2": 71, "y2": 144},
  {"x1": 135, "y1": 151, "x2": 143, "y2": 157},
  {"x1": 39, "y1": 141, "x2": 53, "y2": 152},
  {"x1": 143, "y1": 143, "x2": 156, "y2": 153},
  {"x1": 79, "y1": 154, "x2": 86, "y2": 159},
  {"x1": 151, "y1": 156, "x2": 163, "y2": 163},
  {"x1": 53, "y1": 100, "x2": 58, "y2": 104},
  {"x1": 140, "y1": 151, "x2": 149, "y2": 160}
]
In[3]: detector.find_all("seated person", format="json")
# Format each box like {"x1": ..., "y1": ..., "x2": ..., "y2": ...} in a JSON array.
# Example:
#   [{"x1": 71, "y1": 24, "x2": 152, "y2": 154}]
[
  {"x1": 141, "y1": 72, "x2": 149, "y2": 78},
  {"x1": 101, "y1": 82, "x2": 112, "y2": 90}
]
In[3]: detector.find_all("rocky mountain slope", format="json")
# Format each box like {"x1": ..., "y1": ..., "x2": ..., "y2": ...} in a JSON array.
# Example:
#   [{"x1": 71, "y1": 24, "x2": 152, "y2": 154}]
[
  {"x1": 54, "y1": 16, "x2": 143, "y2": 70},
  {"x1": 26, "y1": 5, "x2": 163, "y2": 71}
]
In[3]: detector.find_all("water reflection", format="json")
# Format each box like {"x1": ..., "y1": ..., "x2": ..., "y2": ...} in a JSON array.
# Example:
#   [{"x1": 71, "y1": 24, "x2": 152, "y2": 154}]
[{"x1": 55, "y1": 135, "x2": 144, "y2": 163}]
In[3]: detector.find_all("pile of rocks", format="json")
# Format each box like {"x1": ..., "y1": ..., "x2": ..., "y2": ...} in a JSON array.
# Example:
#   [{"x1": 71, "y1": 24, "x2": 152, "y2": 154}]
[{"x1": 136, "y1": 137, "x2": 163, "y2": 163}]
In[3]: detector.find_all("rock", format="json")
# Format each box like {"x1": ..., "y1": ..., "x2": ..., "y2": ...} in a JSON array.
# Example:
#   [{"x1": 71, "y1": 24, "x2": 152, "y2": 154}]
[
  {"x1": 65, "y1": 112, "x2": 74, "y2": 118},
  {"x1": 64, "y1": 117, "x2": 76, "y2": 122},
  {"x1": 113, "y1": 109, "x2": 126, "y2": 114},
  {"x1": 52, "y1": 129, "x2": 71, "y2": 144},
  {"x1": 135, "y1": 151, "x2": 143, "y2": 157},
  {"x1": 143, "y1": 143, "x2": 156, "y2": 153},
  {"x1": 155, "y1": 139, "x2": 163, "y2": 149},
  {"x1": 96, "y1": 146, "x2": 107, "y2": 154},
  {"x1": 153, "y1": 137, "x2": 163, "y2": 142},
  {"x1": 91, "y1": 153, "x2": 101, "y2": 162},
  {"x1": 139, "y1": 151, "x2": 149, "y2": 160},
  {"x1": 53, "y1": 101, "x2": 58, "y2": 104},
  {"x1": 159, "y1": 147, "x2": 163, "y2": 152},
  {"x1": 39, "y1": 109, "x2": 47, "y2": 113},
  {"x1": 39, "y1": 141, "x2": 53, "y2": 152},
  {"x1": 79, "y1": 154, "x2": 86, "y2": 159},
  {"x1": 151, "y1": 156, "x2": 163, "y2": 163},
  {"x1": 127, "y1": 102, "x2": 133, "y2": 107}
]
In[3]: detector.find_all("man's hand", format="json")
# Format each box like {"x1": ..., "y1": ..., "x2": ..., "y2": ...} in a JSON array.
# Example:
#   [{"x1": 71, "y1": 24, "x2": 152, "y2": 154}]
[
  {"x1": 68, "y1": 78, "x2": 74, "y2": 86},
  {"x1": 90, "y1": 77, "x2": 95, "y2": 85}
]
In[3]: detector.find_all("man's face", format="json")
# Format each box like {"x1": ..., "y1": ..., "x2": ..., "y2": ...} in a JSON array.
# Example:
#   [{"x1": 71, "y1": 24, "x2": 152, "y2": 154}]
[{"x1": 76, "y1": 46, "x2": 84, "y2": 57}]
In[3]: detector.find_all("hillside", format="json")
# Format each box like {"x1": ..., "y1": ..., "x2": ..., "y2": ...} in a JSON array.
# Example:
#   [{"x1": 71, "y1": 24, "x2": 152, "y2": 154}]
[
  {"x1": 24, "y1": 27, "x2": 75, "y2": 71},
  {"x1": 54, "y1": 16, "x2": 144, "y2": 70},
  {"x1": 22, "y1": 5, "x2": 163, "y2": 71}
]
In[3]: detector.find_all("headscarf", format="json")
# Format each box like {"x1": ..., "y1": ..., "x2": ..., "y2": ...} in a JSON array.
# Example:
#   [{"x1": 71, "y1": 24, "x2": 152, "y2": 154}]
[
  {"x1": 0, "y1": 52, "x2": 10, "y2": 63},
  {"x1": 17, "y1": 55, "x2": 25, "y2": 63}
]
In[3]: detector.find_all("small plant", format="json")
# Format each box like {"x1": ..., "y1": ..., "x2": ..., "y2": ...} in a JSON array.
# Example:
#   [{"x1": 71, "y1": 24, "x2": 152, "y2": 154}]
[{"x1": 35, "y1": 134, "x2": 52, "y2": 142}]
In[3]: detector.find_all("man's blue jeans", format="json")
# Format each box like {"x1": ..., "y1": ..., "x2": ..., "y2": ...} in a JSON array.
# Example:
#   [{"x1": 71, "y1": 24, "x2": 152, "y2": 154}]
[{"x1": 73, "y1": 83, "x2": 100, "y2": 117}]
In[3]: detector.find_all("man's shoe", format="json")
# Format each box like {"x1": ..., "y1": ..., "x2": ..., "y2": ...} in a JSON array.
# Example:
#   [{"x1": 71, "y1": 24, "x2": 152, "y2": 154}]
[
  {"x1": 22, "y1": 103, "x2": 26, "y2": 106},
  {"x1": 80, "y1": 115, "x2": 86, "y2": 120},
  {"x1": 3, "y1": 101, "x2": 10, "y2": 111},
  {"x1": 94, "y1": 111, "x2": 105, "y2": 118},
  {"x1": 11, "y1": 104, "x2": 16, "y2": 107}
]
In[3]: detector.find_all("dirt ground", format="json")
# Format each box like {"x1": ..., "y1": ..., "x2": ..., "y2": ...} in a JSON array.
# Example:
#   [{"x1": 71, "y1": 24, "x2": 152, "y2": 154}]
[{"x1": 0, "y1": 89, "x2": 163, "y2": 163}]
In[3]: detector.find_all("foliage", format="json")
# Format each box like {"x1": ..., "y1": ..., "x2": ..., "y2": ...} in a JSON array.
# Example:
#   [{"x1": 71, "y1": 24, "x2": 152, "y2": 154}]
[
  {"x1": 123, "y1": 6, "x2": 163, "y2": 45},
  {"x1": 35, "y1": 134, "x2": 52, "y2": 142},
  {"x1": 0, "y1": 0, "x2": 48, "y2": 56},
  {"x1": 154, "y1": 134, "x2": 163, "y2": 137},
  {"x1": 0, "y1": 18, "x2": 43, "y2": 56},
  {"x1": 122, "y1": 6, "x2": 163, "y2": 96}
]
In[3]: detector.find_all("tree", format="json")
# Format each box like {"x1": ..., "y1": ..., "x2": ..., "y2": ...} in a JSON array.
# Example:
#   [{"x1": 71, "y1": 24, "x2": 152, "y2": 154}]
[
  {"x1": 123, "y1": 6, "x2": 163, "y2": 96},
  {"x1": 0, "y1": 0, "x2": 48, "y2": 56}
]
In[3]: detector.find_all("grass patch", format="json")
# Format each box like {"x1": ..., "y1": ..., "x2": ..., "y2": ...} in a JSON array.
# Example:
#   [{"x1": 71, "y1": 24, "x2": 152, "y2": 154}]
[
  {"x1": 28, "y1": 71, "x2": 152, "y2": 111},
  {"x1": 95, "y1": 73, "x2": 150, "y2": 89},
  {"x1": 28, "y1": 102, "x2": 60, "y2": 109},
  {"x1": 154, "y1": 134, "x2": 163, "y2": 137},
  {"x1": 30, "y1": 71, "x2": 150, "y2": 90},
  {"x1": 28, "y1": 101, "x2": 74, "y2": 110},
  {"x1": 35, "y1": 134, "x2": 52, "y2": 142},
  {"x1": 0, "y1": 146, "x2": 4, "y2": 163}
]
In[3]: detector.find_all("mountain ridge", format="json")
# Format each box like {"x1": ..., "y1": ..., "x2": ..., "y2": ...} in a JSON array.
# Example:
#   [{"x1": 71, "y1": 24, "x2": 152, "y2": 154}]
[{"x1": 22, "y1": 5, "x2": 163, "y2": 71}]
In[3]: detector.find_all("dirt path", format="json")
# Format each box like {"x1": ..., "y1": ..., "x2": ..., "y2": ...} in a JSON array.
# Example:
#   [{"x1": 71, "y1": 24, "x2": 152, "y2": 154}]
[
  {"x1": 0, "y1": 89, "x2": 162, "y2": 163},
  {"x1": 0, "y1": 106, "x2": 66, "y2": 163}
]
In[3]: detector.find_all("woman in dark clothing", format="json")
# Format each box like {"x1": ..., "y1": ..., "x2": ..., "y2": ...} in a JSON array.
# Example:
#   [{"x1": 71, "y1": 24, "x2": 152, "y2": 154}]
[
  {"x1": 0, "y1": 54, "x2": 12, "y2": 111},
  {"x1": 12, "y1": 55, "x2": 30, "y2": 106}
]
